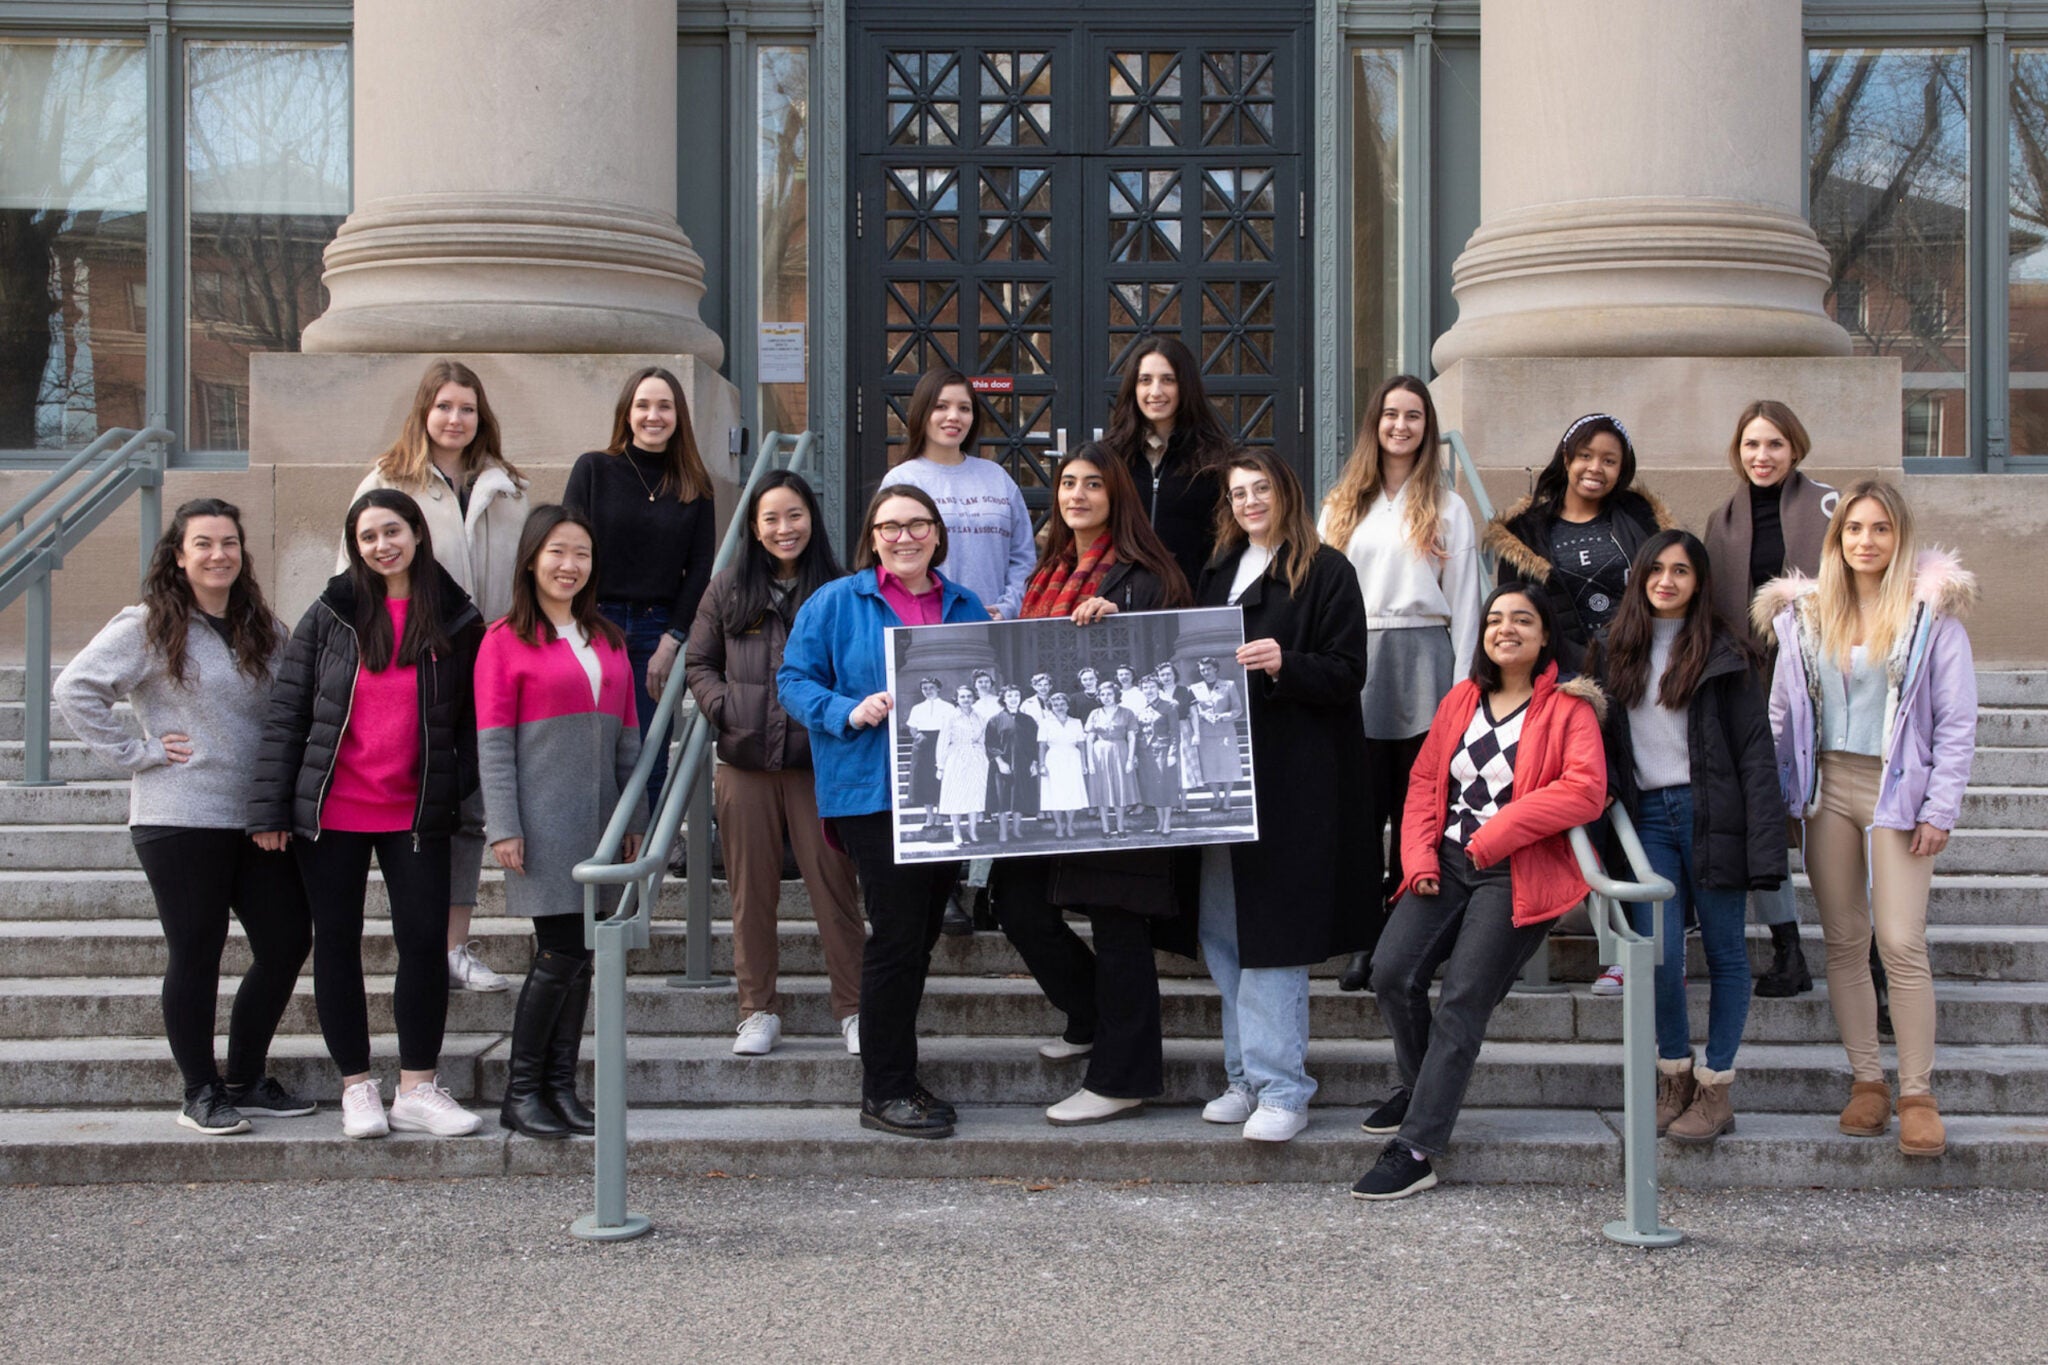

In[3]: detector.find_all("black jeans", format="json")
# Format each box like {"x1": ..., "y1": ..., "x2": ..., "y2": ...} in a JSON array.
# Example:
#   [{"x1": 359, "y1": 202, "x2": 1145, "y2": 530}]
[
  {"x1": 1370, "y1": 839, "x2": 1549, "y2": 1156},
  {"x1": 294, "y1": 830, "x2": 451, "y2": 1076},
  {"x1": 1360, "y1": 732, "x2": 1428, "y2": 959},
  {"x1": 600, "y1": 601, "x2": 672, "y2": 799},
  {"x1": 993, "y1": 858, "x2": 1164, "y2": 1099},
  {"x1": 831, "y1": 811, "x2": 959, "y2": 1104},
  {"x1": 133, "y1": 828, "x2": 311, "y2": 1100}
]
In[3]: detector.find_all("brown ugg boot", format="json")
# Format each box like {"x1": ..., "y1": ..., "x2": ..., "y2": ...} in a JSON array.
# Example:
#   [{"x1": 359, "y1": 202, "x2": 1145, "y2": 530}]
[
  {"x1": 1655, "y1": 1056, "x2": 1696, "y2": 1136},
  {"x1": 1897, "y1": 1093, "x2": 1947, "y2": 1157},
  {"x1": 1667, "y1": 1066, "x2": 1736, "y2": 1143},
  {"x1": 1838, "y1": 1080, "x2": 1892, "y2": 1136}
]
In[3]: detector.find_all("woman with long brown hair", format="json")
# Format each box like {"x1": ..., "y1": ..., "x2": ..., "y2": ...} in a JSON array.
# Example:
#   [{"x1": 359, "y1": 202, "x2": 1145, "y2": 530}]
[
  {"x1": 564, "y1": 365, "x2": 717, "y2": 799},
  {"x1": 991, "y1": 447, "x2": 1198, "y2": 1125},
  {"x1": 1194, "y1": 450, "x2": 1371, "y2": 1142},
  {"x1": 1094, "y1": 336, "x2": 1238, "y2": 589},
  {"x1": 56, "y1": 498, "x2": 311, "y2": 1136},
  {"x1": 346, "y1": 359, "x2": 531, "y2": 994},
  {"x1": 884, "y1": 366, "x2": 1035, "y2": 620},
  {"x1": 1319, "y1": 375, "x2": 1483, "y2": 990}
]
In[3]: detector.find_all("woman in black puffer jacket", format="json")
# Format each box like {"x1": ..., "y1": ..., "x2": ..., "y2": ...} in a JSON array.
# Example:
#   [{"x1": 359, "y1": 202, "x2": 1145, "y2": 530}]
[{"x1": 250, "y1": 489, "x2": 485, "y2": 1141}]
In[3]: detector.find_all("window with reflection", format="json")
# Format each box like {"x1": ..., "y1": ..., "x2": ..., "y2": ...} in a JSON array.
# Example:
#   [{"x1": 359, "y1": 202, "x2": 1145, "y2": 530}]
[
  {"x1": 1351, "y1": 48, "x2": 1401, "y2": 428},
  {"x1": 758, "y1": 45, "x2": 810, "y2": 438},
  {"x1": 0, "y1": 39, "x2": 147, "y2": 449},
  {"x1": 1808, "y1": 48, "x2": 1971, "y2": 459},
  {"x1": 185, "y1": 41, "x2": 349, "y2": 451},
  {"x1": 2008, "y1": 49, "x2": 2048, "y2": 457}
]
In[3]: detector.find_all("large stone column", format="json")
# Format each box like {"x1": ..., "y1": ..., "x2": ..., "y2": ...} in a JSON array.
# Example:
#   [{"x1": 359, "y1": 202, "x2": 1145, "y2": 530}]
[
  {"x1": 301, "y1": 0, "x2": 721, "y2": 362},
  {"x1": 1432, "y1": 0, "x2": 1850, "y2": 368}
]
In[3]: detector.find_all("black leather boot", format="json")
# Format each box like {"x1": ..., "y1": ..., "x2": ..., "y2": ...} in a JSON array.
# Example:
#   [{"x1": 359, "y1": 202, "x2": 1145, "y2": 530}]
[
  {"x1": 544, "y1": 955, "x2": 597, "y2": 1135},
  {"x1": 1337, "y1": 951, "x2": 1372, "y2": 992},
  {"x1": 1754, "y1": 921, "x2": 1813, "y2": 997},
  {"x1": 500, "y1": 950, "x2": 575, "y2": 1139}
]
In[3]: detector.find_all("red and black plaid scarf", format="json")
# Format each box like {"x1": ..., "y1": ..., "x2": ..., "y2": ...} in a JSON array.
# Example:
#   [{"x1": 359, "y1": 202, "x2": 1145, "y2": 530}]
[{"x1": 1019, "y1": 533, "x2": 1116, "y2": 619}]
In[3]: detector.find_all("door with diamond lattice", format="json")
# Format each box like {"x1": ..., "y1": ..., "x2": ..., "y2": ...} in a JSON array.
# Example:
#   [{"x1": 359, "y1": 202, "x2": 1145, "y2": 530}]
[{"x1": 850, "y1": 8, "x2": 1310, "y2": 525}]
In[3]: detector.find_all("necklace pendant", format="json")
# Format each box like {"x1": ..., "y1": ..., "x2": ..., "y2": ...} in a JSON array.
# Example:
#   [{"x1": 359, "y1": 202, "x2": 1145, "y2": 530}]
[{"x1": 648, "y1": 493, "x2": 656, "y2": 501}]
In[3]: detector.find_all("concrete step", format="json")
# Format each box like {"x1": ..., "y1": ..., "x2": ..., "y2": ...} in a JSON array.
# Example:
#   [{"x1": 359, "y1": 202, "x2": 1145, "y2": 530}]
[
  {"x1": 3, "y1": 1103, "x2": 2042, "y2": 1190},
  {"x1": 6, "y1": 972, "x2": 2046, "y2": 1049},
  {"x1": 0, "y1": 705, "x2": 134, "y2": 744},
  {"x1": 0, "y1": 742, "x2": 127, "y2": 782},
  {"x1": 1971, "y1": 748, "x2": 2048, "y2": 785},
  {"x1": 0, "y1": 782, "x2": 130, "y2": 824},
  {"x1": 4, "y1": 917, "x2": 2045, "y2": 984},
  {"x1": 0, "y1": 1033, "x2": 498, "y2": 1108},
  {"x1": 1961, "y1": 787, "x2": 2048, "y2": 825},
  {"x1": 1978, "y1": 707, "x2": 2048, "y2": 746},
  {"x1": 1977, "y1": 671, "x2": 2048, "y2": 706}
]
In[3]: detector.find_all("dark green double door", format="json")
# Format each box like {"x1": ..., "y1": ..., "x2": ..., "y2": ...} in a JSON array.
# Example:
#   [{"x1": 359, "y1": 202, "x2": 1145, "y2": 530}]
[{"x1": 850, "y1": 4, "x2": 1312, "y2": 516}]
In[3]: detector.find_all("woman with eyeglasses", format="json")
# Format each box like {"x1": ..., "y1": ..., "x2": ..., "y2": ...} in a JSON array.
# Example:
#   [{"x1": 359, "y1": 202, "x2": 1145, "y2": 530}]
[
  {"x1": 779, "y1": 484, "x2": 989, "y2": 1139},
  {"x1": 1194, "y1": 450, "x2": 1371, "y2": 1143}
]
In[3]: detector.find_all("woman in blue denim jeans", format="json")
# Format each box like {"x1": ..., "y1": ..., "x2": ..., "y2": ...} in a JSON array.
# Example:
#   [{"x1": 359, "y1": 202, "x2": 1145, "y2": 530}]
[
  {"x1": 1586, "y1": 530, "x2": 1786, "y2": 1144},
  {"x1": 564, "y1": 367, "x2": 719, "y2": 800}
]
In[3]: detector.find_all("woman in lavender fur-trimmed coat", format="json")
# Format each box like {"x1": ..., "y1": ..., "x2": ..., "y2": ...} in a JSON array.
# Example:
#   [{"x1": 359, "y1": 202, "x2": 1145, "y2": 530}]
[{"x1": 476, "y1": 505, "x2": 646, "y2": 1139}]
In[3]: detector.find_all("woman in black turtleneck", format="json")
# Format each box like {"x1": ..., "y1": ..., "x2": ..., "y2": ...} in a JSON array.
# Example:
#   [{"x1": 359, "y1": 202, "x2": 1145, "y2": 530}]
[
  {"x1": 1703, "y1": 399, "x2": 1835, "y2": 1000},
  {"x1": 565, "y1": 366, "x2": 717, "y2": 798},
  {"x1": 1089, "y1": 337, "x2": 1237, "y2": 589}
]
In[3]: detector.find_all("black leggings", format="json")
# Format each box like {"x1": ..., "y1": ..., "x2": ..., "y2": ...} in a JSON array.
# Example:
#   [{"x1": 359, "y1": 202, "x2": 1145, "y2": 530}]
[
  {"x1": 1359, "y1": 732, "x2": 1429, "y2": 958},
  {"x1": 531, "y1": 912, "x2": 590, "y2": 962},
  {"x1": 132, "y1": 829, "x2": 311, "y2": 1100},
  {"x1": 293, "y1": 830, "x2": 451, "y2": 1076}
]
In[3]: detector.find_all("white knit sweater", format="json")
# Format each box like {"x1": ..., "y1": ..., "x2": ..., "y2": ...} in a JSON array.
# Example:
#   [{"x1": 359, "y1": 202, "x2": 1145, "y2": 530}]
[{"x1": 1318, "y1": 481, "x2": 1484, "y2": 679}]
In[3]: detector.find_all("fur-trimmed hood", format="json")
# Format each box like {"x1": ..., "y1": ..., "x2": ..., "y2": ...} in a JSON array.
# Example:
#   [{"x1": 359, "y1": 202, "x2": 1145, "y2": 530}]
[
  {"x1": 1750, "y1": 547, "x2": 1979, "y2": 639},
  {"x1": 1482, "y1": 487, "x2": 1679, "y2": 584},
  {"x1": 1554, "y1": 670, "x2": 1609, "y2": 724}
]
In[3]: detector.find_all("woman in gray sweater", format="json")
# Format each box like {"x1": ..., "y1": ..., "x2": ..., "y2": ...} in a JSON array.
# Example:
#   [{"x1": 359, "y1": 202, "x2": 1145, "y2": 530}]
[{"x1": 54, "y1": 498, "x2": 313, "y2": 1137}]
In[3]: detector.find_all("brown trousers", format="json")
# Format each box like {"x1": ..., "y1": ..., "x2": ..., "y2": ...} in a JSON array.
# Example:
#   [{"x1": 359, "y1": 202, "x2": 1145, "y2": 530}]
[
  {"x1": 1805, "y1": 751, "x2": 1938, "y2": 1095},
  {"x1": 715, "y1": 764, "x2": 865, "y2": 1021}
]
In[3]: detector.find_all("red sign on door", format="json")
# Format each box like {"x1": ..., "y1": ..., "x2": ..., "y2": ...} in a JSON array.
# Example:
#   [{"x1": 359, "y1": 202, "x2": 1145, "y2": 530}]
[{"x1": 969, "y1": 375, "x2": 1014, "y2": 393}]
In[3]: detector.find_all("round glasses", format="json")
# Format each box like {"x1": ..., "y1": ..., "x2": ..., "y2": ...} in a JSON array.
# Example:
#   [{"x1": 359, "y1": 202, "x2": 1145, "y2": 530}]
[{"x1": 872, "y1": 517, "x2": 937, "y2": 543}]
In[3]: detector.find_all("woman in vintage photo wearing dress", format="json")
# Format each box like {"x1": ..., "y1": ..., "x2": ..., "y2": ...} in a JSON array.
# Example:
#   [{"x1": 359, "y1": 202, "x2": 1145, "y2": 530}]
[
  {"x1": 1131, "y1": 675, "x2": 1181, "y2": 837},
  {"x1": 1086, "y1": 681, "x2": 1138, "y2": 838},
  {"x1": 1189, "y1": 656, "x2": 1244, "y2": 812},
  {"x1": 905, "y1": 676, "x2": 950, "y2": 833},
  {"x1": 1037, "y1": 693, "x2": 1093, "y2": 838},
  {"x1": 936, "y1": 682, "x2": 990, "y2": 846},
  {"x1": 983, "y1": 684, "x2": 1038, "y2": 845}
]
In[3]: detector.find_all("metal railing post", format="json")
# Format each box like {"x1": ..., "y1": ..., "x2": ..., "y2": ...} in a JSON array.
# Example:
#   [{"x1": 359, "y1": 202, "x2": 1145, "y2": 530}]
[
  {"x1": 21, "y1": 576, "x2": 56, "y2": 787},
  {"x1": 569, "y1": 884, "x2": 650, "y2": 1243},
  {"x1": 677, "y1": 761, "x2": 716, "y2": 986}
]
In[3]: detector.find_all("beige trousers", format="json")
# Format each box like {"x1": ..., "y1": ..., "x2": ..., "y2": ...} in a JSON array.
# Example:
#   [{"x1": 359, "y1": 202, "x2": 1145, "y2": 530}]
[
  {"x1": 715, "y1": 764, "x2": 866, "y2": 1021},
  {"x1": 1804, "y1": 751, "x2": 1937, "y2": 1095}
]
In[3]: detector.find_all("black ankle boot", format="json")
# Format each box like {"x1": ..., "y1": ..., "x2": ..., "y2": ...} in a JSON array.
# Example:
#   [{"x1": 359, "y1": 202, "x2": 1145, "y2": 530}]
[
  {"x1": 500, "y1": 950, "x2": 575, "y2": 1139},
  {"x1": 543, "y1": 956, "x2": 596, "y2": 1135},
  {"x1": 1337, "y1": 950, "x2": 1372, "y2": 992},
  {"x1": 1754, "y1": 921, "x2": 1813, "y2": 997}
]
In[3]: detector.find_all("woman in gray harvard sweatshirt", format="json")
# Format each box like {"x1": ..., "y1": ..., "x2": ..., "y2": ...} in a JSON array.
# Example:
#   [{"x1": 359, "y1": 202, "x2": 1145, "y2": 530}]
[{"x1": 54, "y1": 497, "x2": 313, "y2": 1137}]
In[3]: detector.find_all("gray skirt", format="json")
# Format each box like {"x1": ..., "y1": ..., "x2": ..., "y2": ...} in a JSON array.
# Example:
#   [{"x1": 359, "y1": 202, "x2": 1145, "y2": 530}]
[{"x1": 1361, "y1": 624, "x2": 1454, "y2": 741}]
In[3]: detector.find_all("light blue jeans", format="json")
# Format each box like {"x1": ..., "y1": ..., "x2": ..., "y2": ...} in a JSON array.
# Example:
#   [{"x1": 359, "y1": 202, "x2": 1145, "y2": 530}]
[{"x1": 1198, "y1": 847, "x2": 1316, "y2": 1112}]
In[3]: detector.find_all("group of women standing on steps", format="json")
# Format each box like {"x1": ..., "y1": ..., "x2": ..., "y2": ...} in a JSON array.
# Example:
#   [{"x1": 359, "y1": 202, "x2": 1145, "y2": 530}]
[{"x1": 56, "y1": 360, "x2": 728, "y2": 1142}]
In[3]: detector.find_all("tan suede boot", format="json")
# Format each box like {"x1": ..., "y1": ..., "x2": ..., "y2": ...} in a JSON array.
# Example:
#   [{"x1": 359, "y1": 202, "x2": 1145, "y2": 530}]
[
  {"x1": 1667, "y1": 1066, "x2": 1735, "y2": 1143},
  {"x1": 1655, "y1": 1056, "x2": 1696, "y2": 1136},
  {"x1": 1897, "y1": 1093, "x2": 1947, "y2": 1157},
  {"x1": 1838, "y1": 1079, "x2": 1892, "y2": 1136}
]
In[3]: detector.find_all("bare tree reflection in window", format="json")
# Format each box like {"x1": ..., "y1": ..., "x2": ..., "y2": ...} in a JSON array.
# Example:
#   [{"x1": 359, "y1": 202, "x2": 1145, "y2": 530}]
[
  {"x1": 760, "y1": 47, "x2": 811, "y2": 437},
  {"x1": 1351, "y1": 50, "x2": 1399, "y2": 427}
]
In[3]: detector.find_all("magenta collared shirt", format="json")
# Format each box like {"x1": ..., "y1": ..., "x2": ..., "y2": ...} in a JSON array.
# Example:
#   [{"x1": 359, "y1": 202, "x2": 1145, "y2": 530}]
[{"x1": 876, "y1": 566, "x2": 944, "y2": 625}]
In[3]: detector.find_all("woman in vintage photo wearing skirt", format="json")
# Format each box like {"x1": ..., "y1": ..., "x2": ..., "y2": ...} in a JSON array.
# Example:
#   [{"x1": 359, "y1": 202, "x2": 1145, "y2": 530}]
[
  {"x1": 983, "y1": 684, "x2": 1038, "y2": 844},
  {"x1": 905, "y1": 676, "x2": 950, "y2": 832},
  {"x1": 1086, "y1": 681, "x2": 1138, "y2": 838},
  {"x1": 1037, "y1": 692, "x2": 1093, "y2": 838},
  {"x1": 936, "y1": 682, "x2": 990, "y2": 845},
  {"x1": 1189, "y1": 656, "x2": 1244, "y2": 812}
]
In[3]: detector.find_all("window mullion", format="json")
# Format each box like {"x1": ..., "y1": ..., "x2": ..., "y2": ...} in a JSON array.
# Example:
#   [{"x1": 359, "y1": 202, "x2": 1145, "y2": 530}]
[
  {"x1": 1985, "y1": 23, "x2": 2011, "y2": 470},
  {"x1": 144, "y1": 16, "x2": 175, "y2": 443}
]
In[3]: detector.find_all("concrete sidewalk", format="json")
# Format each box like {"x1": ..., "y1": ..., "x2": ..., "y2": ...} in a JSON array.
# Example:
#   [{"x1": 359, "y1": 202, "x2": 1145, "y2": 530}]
[{"x1": 4, "y1": 1174, "x2": 2042, "y2": 1363}]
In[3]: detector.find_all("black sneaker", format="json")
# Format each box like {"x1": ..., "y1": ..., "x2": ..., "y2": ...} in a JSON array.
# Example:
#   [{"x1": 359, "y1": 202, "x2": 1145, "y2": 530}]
[
  {"x1": 940, "y1": 890, "x2": 974, "y2": 937},
  {"x1": 860, "y1": 1095, "x2": 954, "y2": 1139},
  {"x1": 1359, "y1": 1090, "x2": 1410, "y2": 1135},
  {"x1": 1351, "y1": 1140, "x2": 1437, "y2": 1200},
  {"x1": 224, "y1": 1076, "x2": 318, "y2": 1118},
  {"x1": 912, "y1": 1083, "x2": 957, "y2": 1125},
  {"x1": 177, "y1": 1083, "x2": 251, "y2": 1136}
]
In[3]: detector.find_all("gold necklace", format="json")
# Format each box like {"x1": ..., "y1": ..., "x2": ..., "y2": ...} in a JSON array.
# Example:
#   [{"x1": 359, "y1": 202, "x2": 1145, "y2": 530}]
[{"x1": 624, "y1": 450, "x2": 661, "y2": 502}]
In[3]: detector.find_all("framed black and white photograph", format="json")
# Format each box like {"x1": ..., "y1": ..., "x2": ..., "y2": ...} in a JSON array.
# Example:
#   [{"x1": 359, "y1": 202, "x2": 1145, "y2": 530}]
[{"x1": 884, "y1": 607, "x2": 1259, "y2": 863}]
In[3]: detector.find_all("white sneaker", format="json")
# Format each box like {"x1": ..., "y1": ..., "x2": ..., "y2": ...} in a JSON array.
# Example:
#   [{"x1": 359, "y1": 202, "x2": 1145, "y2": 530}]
[
  {"x1": 387, "y1": 1080, "x2": 482, "y2": 1137},
  {"x1": 341, "y1": 1079, "x2": 389, "y2": 1139},
  {"x1": 1046, "y1": 1088, "x2": 1145, "y2": 1126},
  {"x1": 448, "y1": 942, "x2": 511, "y2": 993},
  {"x1": 841, "y1": 1015, "x2": 861, "y2": 1056},
  {"x1": 1590, "y1": 965, "x2": 1625, "y2": 997},
  {"x1": 1243, "y1": 1103, "x2": 1309, "y2": 1142},
  {"x1": 733, "y1": 1011, "x2": 782, "y2": 1056},
  {"x1": 1037, "y1": 1038, "x2": 1093, "y2": 1060},
  {"x1": 1201, "y1": 1084, "x2": 1257, "y2": 1125}
]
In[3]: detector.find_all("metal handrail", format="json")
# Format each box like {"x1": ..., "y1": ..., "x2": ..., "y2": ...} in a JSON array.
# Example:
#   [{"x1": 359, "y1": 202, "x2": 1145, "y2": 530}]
[
  {"x1": 567, "y1": 429, "x2": 814, "y2": 1243},
  {"x1": 2, "y1": 427, "x2": 174, "y2": 787},
  {"x1": 1567, "y1": 805, "x2": 1683, "y2": 1248}
]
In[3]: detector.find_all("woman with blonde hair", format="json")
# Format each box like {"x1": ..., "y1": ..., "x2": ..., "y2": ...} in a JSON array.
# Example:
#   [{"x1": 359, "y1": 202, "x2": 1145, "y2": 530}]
[
  {"x1": 1704, "y1": 399, "x2": 1834, "y2": 997},
  {"x1": 1319, "y1": 374, "x2": 1483, "y2": 989},
  {"x1": 345, "y1": 358, "x2": 530, "y2": 994},
  {"x1": 1757, "y1": 479, "x2": 1977, "y2": 1159}
]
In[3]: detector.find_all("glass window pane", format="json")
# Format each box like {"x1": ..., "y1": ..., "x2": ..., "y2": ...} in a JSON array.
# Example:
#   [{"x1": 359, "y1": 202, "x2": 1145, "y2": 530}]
[
  {"x1": 759, "y1": 46, "x2": 810, "y2": 437},
  {"x1": 1808, "y1": 47, "x2": 1971, "y2": 459},
  {"x1": 2009, "y1": 49, "x2": 2048, "y2": 456},
  {"x1": 1351, "y1": 48, "x2": 1401, "y2": 425},
  {"x1": 186, "y1": 40, "x2": 350, "y2": 451},
  {"x1": 0, "y1": 39, "x2": 147, "y2": 449}
]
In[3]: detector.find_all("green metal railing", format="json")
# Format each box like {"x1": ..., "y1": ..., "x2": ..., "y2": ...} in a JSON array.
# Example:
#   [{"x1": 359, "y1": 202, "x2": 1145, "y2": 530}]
[
  {"x1": 567, "y1": 429, "x2": 814, "y2": 1242},
  {"x1": 2, "y1": 428, "x2": 175, "y2": 787},
  {"x1": 1568, "y1": 805, "x2": 1683, "y2": 1248}
]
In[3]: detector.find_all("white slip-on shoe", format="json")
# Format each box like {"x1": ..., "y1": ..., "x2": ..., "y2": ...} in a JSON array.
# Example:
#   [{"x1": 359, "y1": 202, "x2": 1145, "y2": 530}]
[
  {"x1": 1242, "y1": 1103, "x2": 1309, "y2": 1142},
  {"x1": 733, "y1": 1011, "x2": 782, "y2": 1057},
  {"x1": 448, "y1": 942, "x2": 511, "y2": 993},
  {"x1": 387, "y1": 1080, "x2": 482, "y2": 1137},
  {"x1": 1037, "y1": 1038, "x2": 1093, "y2": 1061},
  {"x1": 841, "y1": 1015, "x2": 861, "y2": 1056},
  {"x1": 341, "y1": 1079, "x2": 389, "y2": 1140},
  {"x1": 1201, "y1": 1084, "x2": 1257, "y2": 1125},
  {"x1": 1046, "y1": 1088, "x2": 1145, "y2": 1126},
  {"x1": 1590, "y1": 965, "x2": 1624, "y2": 997}
]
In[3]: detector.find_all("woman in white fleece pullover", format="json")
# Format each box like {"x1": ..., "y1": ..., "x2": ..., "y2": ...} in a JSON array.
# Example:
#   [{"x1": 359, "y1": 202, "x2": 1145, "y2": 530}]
[{"x1": 1317, "y1": 376, "x2": 1483, "y2": 988}]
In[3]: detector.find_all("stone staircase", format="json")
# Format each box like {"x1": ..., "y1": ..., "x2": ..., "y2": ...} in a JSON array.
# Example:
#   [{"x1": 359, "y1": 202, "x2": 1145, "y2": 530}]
[{"x1": 2, "y1": 663, "x2": 2046, "y2": 1190}]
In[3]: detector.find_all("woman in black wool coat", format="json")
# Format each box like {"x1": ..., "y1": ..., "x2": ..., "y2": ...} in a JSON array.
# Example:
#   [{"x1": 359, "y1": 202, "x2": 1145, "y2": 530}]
[{"x1": 1192, "y1": 449, "x2": 1372, "y2": 1144}]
